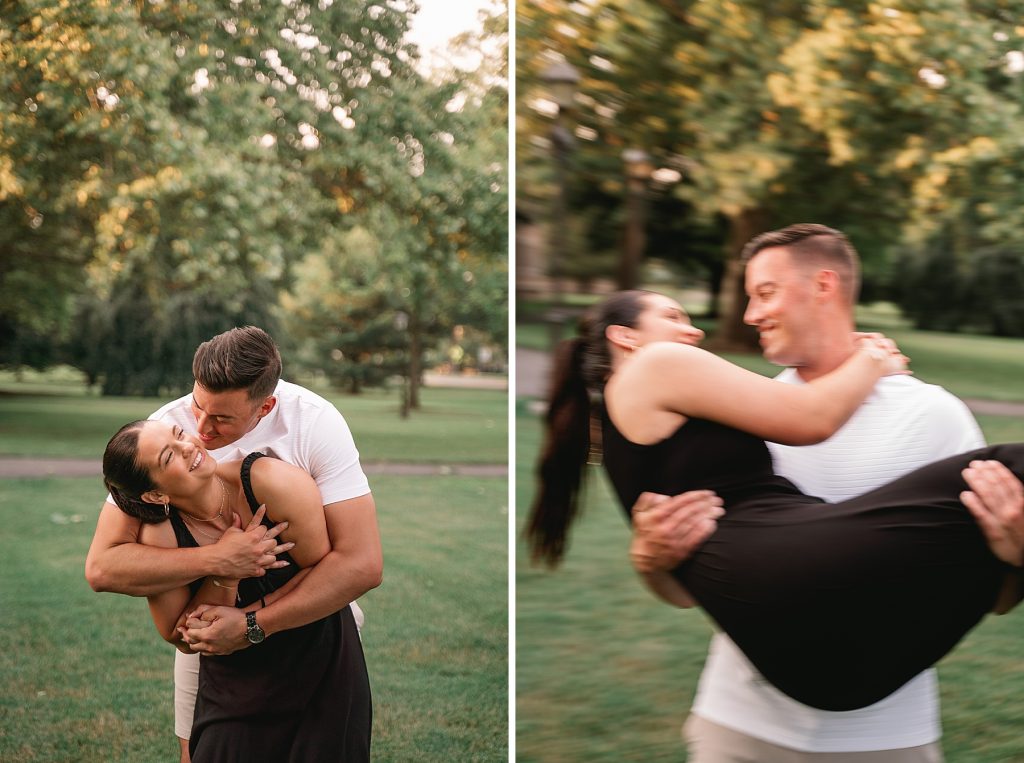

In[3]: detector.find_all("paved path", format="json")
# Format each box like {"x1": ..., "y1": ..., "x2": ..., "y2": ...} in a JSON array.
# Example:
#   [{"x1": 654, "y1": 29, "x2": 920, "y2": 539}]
[
  {"x1": 0, "y1": 458, "x2": 506, "y2": 479},
  {"x1": 516, "y1": 348, "x2": 1024, "y2": 416}
]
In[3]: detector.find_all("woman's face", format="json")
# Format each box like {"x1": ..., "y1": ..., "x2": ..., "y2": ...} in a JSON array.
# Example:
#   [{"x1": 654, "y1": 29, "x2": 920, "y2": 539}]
[
  {"x1": 632, "y1": 294, "x2": 705, "y2": 347},
  {"x1": 134, "y1": 420, "x2": 217, "y2": 499}
]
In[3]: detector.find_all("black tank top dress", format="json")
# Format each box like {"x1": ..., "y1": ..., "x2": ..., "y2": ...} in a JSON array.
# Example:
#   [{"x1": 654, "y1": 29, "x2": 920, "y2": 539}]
[
  {"x1": 602, "y1": 414, "x2": 1023, "y2": 711},
  {"x1": 170, "y1": 453, "x2": 371, "y2": 762}
]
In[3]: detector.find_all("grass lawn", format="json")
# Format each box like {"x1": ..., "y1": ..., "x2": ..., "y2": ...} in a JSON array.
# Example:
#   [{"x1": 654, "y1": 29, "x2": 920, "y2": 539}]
[
  {"x1": 0, "y1": 472, "x2": 507, "y2": 762},
  {"x1": 0, "y1": 383, "x2": 508, "y2": 464},
  {"x1": 515, "y1": 406, "x2": 1024, "y2": 762}
]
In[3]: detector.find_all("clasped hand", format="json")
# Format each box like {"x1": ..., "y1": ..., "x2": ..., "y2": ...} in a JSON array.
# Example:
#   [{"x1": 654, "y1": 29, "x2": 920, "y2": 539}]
[
  {"x1": 630, "y1": 490, "x2": 724, "y2": 573},
  {"x1": 179, "y1": 605, "x2": 248, "y2": 655},
  {"x1": 179, "y1": 506, "x2": 292, "y2": 655},
  {"x1": 853, "y1": 331, "x2": 911, "y2": 376}
]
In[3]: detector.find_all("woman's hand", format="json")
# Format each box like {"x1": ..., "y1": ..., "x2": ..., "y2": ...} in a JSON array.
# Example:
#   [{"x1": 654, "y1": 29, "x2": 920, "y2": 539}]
[{"x1": 853, "y1": 332, "x2": 911, "y2": 376}]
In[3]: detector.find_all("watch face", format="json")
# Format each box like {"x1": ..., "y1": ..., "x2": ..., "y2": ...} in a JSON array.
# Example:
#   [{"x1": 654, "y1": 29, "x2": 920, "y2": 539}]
[{"x1": 246, "y1": 612, "x2": 266, "y2": 644}]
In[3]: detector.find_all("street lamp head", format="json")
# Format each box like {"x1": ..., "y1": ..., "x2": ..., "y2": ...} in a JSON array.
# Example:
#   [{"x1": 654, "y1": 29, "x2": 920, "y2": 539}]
[
  {"x1": 540, "y1": 59, "x2": 580, "y2": 111},
  {"x1": 622, "y1": 148, "x2": 654, "y2": 181}
]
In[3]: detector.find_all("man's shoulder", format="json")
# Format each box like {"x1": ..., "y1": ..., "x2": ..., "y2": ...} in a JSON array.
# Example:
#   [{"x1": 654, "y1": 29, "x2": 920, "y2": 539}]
[
  {"x1": 874, "y1": 374, "x2": 970, "y2": 413},
  {"x1": 149, "y1": 391, "x2": 194, "y2": 422},
  {"x1": 274, "y1": 380, "x2": 339, "y2": 414},
  {"x1": 271, "y1": 380, "x2": 353, "y2": 438}
]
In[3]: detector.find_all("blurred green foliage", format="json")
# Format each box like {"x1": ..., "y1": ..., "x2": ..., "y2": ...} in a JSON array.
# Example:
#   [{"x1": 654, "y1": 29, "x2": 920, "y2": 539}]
[{"x1": 517, "y1": 0, "x2": 1024, "y2": 342}]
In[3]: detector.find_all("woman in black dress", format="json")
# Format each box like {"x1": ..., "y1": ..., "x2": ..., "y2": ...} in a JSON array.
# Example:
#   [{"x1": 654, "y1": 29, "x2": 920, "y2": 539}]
[
  {"x1": 526, "y1": 289, "x2": 1023, "y2": 711},
  {"x1": 103, "y1": 419, "x2": 371, "y2": 762}
]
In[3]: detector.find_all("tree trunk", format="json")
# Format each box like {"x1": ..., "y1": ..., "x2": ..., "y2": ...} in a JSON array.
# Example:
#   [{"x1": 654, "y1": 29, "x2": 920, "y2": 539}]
[
  {"x1": 408, "y1": 314, "x2": 423, "y2": 411},
  {"x1": 710, "y1": 209, "x2": 768, "y2": 351},
  {"x1": 618, "y1": 178, "x2": 648, "y2": 290}
]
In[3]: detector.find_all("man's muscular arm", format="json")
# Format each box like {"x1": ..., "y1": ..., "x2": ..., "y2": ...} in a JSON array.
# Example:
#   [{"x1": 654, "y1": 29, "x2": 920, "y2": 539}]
[
  {"x1": 183, "y1": 493, "x2": 382, "y2": 654},
  {"x1": 85, "y1": 500, "x2": 290, "y2": 596}
]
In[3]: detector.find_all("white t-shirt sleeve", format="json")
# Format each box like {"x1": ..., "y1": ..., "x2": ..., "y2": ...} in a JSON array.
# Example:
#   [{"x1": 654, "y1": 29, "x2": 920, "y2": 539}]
[
  {"x1": 919, "y1": 387, "x2": 986, "y2": 456},
  {"x1": 303, "y1": 404, "x2": 371, "y2": 505}
]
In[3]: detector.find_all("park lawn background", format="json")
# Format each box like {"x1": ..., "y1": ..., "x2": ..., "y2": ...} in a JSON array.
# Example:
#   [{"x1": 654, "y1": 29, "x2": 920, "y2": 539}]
[{"x1": 0, "y1": 383, "x2": 508, "y2": 762}]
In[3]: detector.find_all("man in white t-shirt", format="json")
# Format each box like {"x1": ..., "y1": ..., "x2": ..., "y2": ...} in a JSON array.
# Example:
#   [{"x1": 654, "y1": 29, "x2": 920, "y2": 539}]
[
  {"x1": 86, "y1": 326, "x2": 381, "y2": 763},
  {"x1": 630, "y1": 224, "x2": 1024, "y2": 762}
]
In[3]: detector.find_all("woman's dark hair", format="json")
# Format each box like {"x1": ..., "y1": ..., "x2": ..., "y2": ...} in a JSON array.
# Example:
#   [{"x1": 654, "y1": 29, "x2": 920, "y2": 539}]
[
  {"x1": 192, "y1": 326, "x2": 282, "y2": 403},
  {"x1": 103, "y1": 420, "x2": 168, "y2": 524},
  {"x1": 525, "y1": 290, "x2": 652, "y2": 566}
]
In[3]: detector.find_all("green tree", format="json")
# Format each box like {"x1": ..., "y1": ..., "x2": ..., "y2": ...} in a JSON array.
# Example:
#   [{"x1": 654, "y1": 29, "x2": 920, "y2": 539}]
[
  {"x1": 280, "y1": 1, "x2": 509, "y2": 412},
  {"x1": 517, "y1": 1, "x2": 1024, "y2": 344},
  {"x1": 3, "y1": 0, "x2": 507, "y2": 396}
]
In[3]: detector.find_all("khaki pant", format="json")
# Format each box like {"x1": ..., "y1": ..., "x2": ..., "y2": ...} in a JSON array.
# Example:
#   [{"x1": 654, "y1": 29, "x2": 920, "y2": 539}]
[{"x1": 684, "y1": 716, "x2": 943, "y2": 763}]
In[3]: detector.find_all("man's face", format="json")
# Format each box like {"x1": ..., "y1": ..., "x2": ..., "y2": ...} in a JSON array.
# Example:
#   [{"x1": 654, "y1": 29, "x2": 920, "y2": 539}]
[
  {"x1": 743, "y1": 246, "x2": 821, "y2": 367},
  {"x1": 189, "y1": 383, "x2": 270, "y2": 450}
]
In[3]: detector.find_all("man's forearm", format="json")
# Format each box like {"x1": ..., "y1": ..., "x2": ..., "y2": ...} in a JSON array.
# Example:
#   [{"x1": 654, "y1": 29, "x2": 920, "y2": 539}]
[
  {"x1": 86, "y1": 542, "x2": 222, "y2": 596},
  {"x1": 258, "y1": 550, "x2": 382, "y2": 636},
  {"x1": 640, "y1": 570, "x2": 697, "y2": 608}
]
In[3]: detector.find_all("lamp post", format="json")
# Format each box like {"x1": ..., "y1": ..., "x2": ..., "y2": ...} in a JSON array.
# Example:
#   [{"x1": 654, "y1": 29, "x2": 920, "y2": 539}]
[
  {"x1": 620, "y1": 148, "x2": 654, "y2": 291},
  {"x1": 540, "y1": 60, "x2": 579, "y2": 341}
]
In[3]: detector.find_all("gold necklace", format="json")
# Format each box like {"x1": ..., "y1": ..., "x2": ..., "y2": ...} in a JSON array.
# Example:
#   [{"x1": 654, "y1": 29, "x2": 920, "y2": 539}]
[
  {"x1": 186, "y1": 520, "x2": 224, "y2": 543},
  {"x1": 186, "y1": 476, "x2": 228, "y2": 523},
  {"x1": 180, "y1": 476, "x2": 229, "y2": 542}
]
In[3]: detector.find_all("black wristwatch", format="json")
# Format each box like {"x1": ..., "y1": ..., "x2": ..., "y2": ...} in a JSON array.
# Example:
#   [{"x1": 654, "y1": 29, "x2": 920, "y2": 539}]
[{"x1": 245, "y1": 611, "x2": 266, "y2": 644}]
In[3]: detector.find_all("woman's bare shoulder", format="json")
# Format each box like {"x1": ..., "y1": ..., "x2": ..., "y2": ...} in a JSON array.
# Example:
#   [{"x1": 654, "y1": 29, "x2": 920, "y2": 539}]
[
  {"x1": 246, "y1": 455, "x2": 320, "y2": 508},
  {"x1": 137, "y1": 518, "x2": 178, "y2": 548}
]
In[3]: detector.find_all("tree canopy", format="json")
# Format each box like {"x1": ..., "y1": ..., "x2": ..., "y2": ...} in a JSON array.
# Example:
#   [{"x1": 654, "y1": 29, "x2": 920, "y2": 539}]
[
  {"x1": 517, "y1": 0, "x2": 1024, "y2": 340},
  {"x1": 1, "y1": 0, "x2": 508, "y2": 398}
]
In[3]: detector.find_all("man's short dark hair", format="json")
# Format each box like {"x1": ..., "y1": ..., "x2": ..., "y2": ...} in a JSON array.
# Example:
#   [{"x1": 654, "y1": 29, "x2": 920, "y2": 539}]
[
  {"x1": 192, "y1": 326, "x2": 281, "y2": 402},
  {"x1": 742, "y1": 223, "x2": 861, "y2": 304}
]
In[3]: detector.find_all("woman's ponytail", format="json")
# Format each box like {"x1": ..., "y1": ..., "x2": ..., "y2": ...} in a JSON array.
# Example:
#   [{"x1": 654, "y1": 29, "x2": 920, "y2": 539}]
[
  {"x1": 525, "y1": 290, "x2": 651, "y2": 567},
  {"x1": 525, "y1": 337, "x2": 593, "y2": 566}
]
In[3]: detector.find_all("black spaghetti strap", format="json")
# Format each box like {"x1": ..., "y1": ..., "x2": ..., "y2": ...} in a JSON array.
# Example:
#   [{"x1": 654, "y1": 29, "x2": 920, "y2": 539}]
[{"x1": 239, "y1": 452, "x2": 267, "y2": 512}]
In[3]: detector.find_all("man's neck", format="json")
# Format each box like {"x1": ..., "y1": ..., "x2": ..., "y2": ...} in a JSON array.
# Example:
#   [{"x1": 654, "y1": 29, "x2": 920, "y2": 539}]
[{"x1": 791, "y1": 330, "x2": 858, "y2": 383}]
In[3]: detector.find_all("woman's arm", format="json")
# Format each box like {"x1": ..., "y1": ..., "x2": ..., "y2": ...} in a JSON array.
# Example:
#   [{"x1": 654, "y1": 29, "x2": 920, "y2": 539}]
[
  {"x1": 611, "y1": 339, "x2": 901, "y2": 446},
  {"x1": 137, "y1": 521, "x2": 239, "y2": 652}
]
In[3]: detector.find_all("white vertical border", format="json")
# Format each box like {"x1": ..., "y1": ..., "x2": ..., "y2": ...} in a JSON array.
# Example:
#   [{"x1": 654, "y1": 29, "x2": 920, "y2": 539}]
[{"x1": 506, "y1": 0, "x2": 517, "y2": 760}]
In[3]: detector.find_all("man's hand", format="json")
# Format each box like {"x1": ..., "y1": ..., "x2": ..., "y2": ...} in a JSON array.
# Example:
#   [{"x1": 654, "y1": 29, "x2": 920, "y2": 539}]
[
  {"x1": 210, "y1": 506, "x2": 294, "y2": 580},
  {"x1": 962, "y1": 460, "x2": 1024, "y2": 567},
  {"x1": 630, "y1": 490, "x2": 724, "y2": 574},
  {"x1": 180, "y1": 605, "x2": 249, "y2": 656}
]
